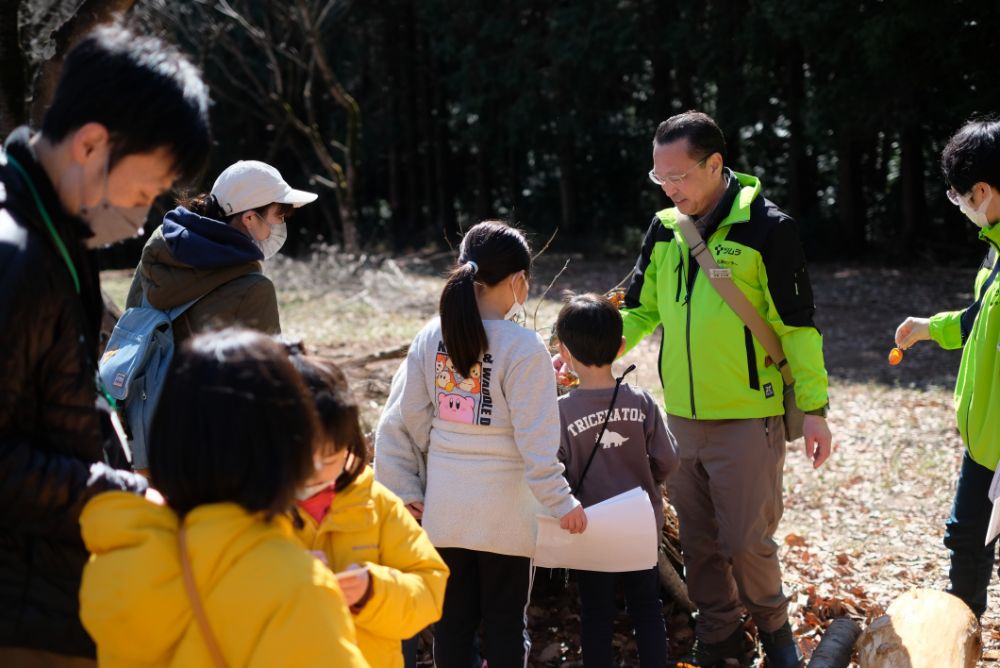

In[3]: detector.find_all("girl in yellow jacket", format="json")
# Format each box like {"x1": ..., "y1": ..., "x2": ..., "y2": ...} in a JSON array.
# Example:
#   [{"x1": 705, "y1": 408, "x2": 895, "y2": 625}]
[
  {"x1": 79, "y1": 329, "x2": 369, "y2": 668},
  {"x1": 289, "y1": 352, "x2": 449, "y2": 668}
]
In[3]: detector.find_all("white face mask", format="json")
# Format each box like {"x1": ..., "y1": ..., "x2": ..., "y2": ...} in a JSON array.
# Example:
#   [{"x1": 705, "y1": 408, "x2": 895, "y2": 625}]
[
  {"x1": 504, "y1": 271, "x2": 527, "y2": 321},
  {"x1": 254, "y1": 218, "x2": 288, "y2": 259},
  {"x1": 295, "y1": 478, "x2": 334, "y2": 501},
  {"x1": 78, "y1": 158, "x2": 150, "y2": 249},
  {"x1": 959, "y1": 189, "x2": 994, "y2": 229}
]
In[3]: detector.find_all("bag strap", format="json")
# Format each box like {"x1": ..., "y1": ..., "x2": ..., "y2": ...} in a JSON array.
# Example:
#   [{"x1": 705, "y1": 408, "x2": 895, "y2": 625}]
[
  {"x1": 576, "y1": 364, "x2": 636, "y2": 496},
  {"x1": 676, "y1": 215, "x2": 794, "y2": 386},
  {"x1": 178, "y1": 525, "x2": 228, "y2": 668}
]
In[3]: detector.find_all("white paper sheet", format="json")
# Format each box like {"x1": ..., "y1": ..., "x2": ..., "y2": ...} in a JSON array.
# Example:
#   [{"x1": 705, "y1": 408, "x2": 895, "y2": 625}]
[{"x1": 534, "y1": 486, "x2": 658, "y2": 572}]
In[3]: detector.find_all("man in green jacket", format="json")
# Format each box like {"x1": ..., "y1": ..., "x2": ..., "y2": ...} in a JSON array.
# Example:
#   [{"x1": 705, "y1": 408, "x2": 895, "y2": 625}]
[
  {"x1": 621, "y1": 111, "x2": 832, "y2": 667},
  {"x1": 895, "y1": 118, "x2": 1000, "y2": 620}
]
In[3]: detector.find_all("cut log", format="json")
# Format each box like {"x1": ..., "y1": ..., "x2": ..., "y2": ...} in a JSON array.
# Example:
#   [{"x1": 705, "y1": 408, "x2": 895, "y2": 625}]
[
  {"x1": 658, "y1": 547, "x2": 693, "y2": 612},
  {"x1": 808, "y1": 617, "x2": 861, "y2": 668},
  {"x1": 856, "y1": 589, "x2": 980, "y2": 668}
]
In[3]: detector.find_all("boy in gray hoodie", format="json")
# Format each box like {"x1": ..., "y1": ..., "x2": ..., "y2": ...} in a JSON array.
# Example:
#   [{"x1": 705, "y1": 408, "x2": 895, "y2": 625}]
[{"x1": 555, "y1": 293, "x2": 679, "y2": 668}]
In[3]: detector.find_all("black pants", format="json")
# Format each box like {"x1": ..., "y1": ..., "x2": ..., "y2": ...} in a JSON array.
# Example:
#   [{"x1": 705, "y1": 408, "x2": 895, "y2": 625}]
[
  {"x1": 944, "y1": 451, "x2": 998, "y2": 618},
  {"x1": 576, "y1": 567, "x2": 667, "y2": 667},
  {"x1": 434, "y1": 547, "x2": 532, "y2": 668}
]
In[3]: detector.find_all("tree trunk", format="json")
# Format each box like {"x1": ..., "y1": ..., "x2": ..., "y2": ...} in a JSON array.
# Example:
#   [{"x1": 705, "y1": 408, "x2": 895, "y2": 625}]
[
  {"x1": 808, "y1": 617, "x2": 861, "y2": 668},
  {"x1": 856, "y1": 589, "x2": 980, "y2": 668},
  {"x1": 557, "y1": 132, "x2": 576, "y2": 234},
  {"x1": 0, "y1": 0, "x2": 27, "y2": 136},
  {"x1": 836, "y1": 132, "x2": 867, "y2": 253},
  {"x1": 784, "y1": 43, "x2": 816, "y2": 225},
  {"x1": 28, "y1": 0, "x2": 138, "y2": 126},
  {"x1": 429, "y1": 45, "x2": 457, "y2": 247},
  {"x1": 898, "y1": 125, "x2": 926, "y2": 252}
]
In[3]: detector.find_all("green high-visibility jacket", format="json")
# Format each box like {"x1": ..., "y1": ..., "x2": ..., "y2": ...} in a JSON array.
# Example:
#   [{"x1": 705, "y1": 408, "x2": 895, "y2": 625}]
[
  {"x1": 621, "y1": 170, "x2": 829, "y2": 420},
  {"x1": 929, "y1": 224, "x2": 1000, "y2": 469}
]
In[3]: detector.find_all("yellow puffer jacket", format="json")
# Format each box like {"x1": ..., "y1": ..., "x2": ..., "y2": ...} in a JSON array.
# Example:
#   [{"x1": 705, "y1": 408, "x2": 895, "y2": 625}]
[
  {"x1": 294, "y1": 466, "x2": 449, "y2": 668},
  {"x1": 79, "y1": 492, "x2": 369, "y2": 667}
]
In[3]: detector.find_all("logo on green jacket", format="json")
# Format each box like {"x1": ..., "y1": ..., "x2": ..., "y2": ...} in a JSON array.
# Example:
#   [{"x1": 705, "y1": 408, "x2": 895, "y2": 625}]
[{"x1": 714, "y1": 244, "x2": 742, "y2": 257}]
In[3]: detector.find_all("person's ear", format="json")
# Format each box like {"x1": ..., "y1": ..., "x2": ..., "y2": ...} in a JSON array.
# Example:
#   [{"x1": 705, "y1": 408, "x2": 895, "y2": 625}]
[
  {"x1": 708, "y1": 152, "x2": 723, "y2": 176},
  {"x1": 558, "y1": 341, "x2": 571, "y2": 362},
  {"x1": 616, "y1": 336, "x2": 626, "y2": 359},
  {"x1": 69, "y1": 122, "x2": 109, "y2": 166},
  {"x1": 973, "y1": 182, "x2": 992, "y2": 205}
]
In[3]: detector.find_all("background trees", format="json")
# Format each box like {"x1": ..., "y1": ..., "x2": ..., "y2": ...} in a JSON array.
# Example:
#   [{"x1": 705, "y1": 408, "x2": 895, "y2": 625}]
[{"x1": 3, "y1": 0, "x2": 999, "y2": 262}]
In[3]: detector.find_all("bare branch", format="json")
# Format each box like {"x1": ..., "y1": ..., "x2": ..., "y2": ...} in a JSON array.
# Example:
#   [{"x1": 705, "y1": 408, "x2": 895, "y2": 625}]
[
  {"x1": 532, "y1": 258, "x2": 571, "y2": 333},
  {"x1": 532, "y1": 225, "x2": 559, "y2": 261}
]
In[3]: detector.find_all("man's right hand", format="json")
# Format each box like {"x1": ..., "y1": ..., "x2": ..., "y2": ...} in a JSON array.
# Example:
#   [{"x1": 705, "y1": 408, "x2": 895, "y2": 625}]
[{"x1": 894, "y1": 316, "x2": 931, "y2": 349}]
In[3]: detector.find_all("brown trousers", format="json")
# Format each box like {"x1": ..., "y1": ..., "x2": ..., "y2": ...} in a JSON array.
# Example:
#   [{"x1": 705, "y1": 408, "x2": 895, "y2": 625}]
[{"x1": 666, "y1": 414, "x2": 789, "y2": 642}]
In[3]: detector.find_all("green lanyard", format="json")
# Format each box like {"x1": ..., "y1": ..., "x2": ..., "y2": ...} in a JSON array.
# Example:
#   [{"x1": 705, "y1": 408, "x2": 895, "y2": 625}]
[
  {"x1": 3, "y1": 152, "x2": 81, "y2": 294},
  {"x1": 3, "y1": 152, "x2": 110, "y2": 410}
]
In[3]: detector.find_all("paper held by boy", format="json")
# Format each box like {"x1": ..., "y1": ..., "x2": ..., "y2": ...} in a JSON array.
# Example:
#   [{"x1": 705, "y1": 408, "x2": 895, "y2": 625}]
[{"x1": 534, "y1": 487, "x2": 658, "y2": 573}]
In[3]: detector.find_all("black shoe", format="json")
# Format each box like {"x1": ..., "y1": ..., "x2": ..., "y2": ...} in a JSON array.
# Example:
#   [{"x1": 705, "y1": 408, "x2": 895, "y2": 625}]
[
  {"x1": 675, "y1": 625, "x2": 747, "y2": 667},
  {"x1": 758, "y1": 622, "x2": 804, "y2": 668}
]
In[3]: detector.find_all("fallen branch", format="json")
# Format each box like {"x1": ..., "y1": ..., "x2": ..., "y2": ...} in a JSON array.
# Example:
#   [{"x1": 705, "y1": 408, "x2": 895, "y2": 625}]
[
  {"x1": 808, "y1": 617, "x2": 861, "y2": 668},
  {"x1": 341, "y1": 343, "x2": 409, "y2": 367}
]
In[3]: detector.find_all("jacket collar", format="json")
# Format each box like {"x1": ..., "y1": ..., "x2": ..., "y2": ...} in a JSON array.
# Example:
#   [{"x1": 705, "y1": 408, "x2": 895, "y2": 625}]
[
  {"x1": 656, "y1": 169, "x2": 762, "y2": 232},
  {"x1": 308, "y1": 466, "x2": 378, "y2": 536},
  {"x1": 2, "y1": 126, "x2": 95, "y2": 248},
  {"x1": 980, "y1": 220, "x2": 1000, "y2": 246}
]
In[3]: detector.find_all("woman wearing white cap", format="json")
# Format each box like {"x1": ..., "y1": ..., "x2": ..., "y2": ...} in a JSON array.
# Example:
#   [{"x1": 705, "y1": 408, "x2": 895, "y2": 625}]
[{"x1": 125, "y1": 160, "x2": 317, "y2": 341}]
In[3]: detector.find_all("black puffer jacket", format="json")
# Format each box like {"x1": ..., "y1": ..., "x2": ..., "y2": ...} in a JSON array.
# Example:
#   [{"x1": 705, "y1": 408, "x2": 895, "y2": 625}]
[{"x1": 0, "y1": 127, "x2": 148, "y2": 658}]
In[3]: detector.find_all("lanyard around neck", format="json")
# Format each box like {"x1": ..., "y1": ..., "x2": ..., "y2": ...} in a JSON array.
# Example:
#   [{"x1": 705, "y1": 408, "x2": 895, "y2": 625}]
[{"x1": 4, "y1": 152, "x2": 81, "y2": 294}]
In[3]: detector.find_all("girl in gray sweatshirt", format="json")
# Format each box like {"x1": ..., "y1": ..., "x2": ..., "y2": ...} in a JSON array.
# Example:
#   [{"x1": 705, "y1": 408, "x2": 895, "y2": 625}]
[{"x1": 374, "y1": 221, "x2": 585, "y2": 668}]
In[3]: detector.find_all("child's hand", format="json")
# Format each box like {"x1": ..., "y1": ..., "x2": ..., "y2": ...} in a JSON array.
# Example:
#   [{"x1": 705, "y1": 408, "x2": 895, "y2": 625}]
[
  {"x1": 335, "y1": 564, "x2": 371, "y2": 608},
  {"x1": 559, "y1": 505, "x2": 587, "y2": 534},
  {"x1": 406, "y1": 501, "x2": 424, "y2": 520},
  {"x1": 144, "y1": 487, "x2": 165, "y2": 505}
]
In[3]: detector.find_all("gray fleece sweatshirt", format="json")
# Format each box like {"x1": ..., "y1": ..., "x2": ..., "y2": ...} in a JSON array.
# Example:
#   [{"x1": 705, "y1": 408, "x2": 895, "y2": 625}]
[
  {"x1": 557, "y1": 383, "x2": 678, "y2": 531},
  {"x1": 374, "y1": 317, "x2": 580, "y2": 558}
]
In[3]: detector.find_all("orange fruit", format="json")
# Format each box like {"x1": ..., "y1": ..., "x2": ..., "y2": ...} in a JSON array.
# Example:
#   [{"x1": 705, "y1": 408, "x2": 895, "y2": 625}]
[{"x1": 888, "y1": 347, "x2": 904, "y2": 365}]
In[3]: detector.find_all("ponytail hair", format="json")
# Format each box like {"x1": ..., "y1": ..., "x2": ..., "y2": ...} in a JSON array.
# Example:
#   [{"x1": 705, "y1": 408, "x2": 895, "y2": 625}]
[
  {"x1": 439, "y1": 220, "x2": 531, "y2": 377},
  {"x1": 180, "y1": 192, "x2": 227, "y2": 220},
  {"x1": 181, "y1": 193, "x2": 295, "y2": 225}
]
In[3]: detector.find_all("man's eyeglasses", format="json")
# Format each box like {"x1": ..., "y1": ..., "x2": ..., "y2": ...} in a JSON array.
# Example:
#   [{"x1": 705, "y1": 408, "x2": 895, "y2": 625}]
[{"x1": 648, "y1": 156, "x2": 709, "y2": 186}]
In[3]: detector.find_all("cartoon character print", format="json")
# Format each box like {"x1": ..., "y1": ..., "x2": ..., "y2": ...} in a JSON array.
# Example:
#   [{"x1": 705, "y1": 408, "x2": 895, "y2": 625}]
[
  {"x1": 435, "y1": 349, "x2": 483, "y2": 424},
  {"x1": 438, "y1": 393, "x2": 476, "y2": 424},
  {"x1": 456, "y1": 362, "x2": 482, "y2": 394},
  {"x1": 435, "y1": 354, "x2": 456, "y2": 392}
]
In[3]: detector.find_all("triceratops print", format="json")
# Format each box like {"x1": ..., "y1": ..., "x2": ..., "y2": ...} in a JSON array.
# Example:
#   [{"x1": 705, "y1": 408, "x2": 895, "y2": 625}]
[{"x1": 598, "y1": 430, "x2": 629, "y2": 449}]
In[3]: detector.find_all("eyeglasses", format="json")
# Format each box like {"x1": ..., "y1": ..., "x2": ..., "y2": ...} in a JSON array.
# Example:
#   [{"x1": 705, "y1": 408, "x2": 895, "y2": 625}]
[{"x1": 648, "y1": 156, "x2": 709, "y2": 186}]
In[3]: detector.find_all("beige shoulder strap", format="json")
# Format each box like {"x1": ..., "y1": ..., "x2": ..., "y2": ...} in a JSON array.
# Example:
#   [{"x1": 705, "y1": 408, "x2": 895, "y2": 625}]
[
  {"x1": 676, "y1": 215, "x2": 794, "y2": 386},
  {"x1": 178, "y1": 525, "x2": 229, "y2": 668}
]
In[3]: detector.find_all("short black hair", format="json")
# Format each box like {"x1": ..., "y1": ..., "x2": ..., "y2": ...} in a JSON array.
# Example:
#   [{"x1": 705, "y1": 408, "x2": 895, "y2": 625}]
[
  {"x1": 148, "y1": 329, "x2": 317, "y2": 519},
  {"x1": 41, "y1": 24, "x2": 211, "y2": 183},
  {"x1": 654, "y1": 110, "x2": 726, "y2": 162},
  {"x1": 288, "y1": 353, "x2": 369, "y2": 493},
  {"x1": 555, "y1": 293, "x2": 623, "y2": 367},
  {"x1": 942, "y1": 116, "x2": 1000, "y2": 194}
]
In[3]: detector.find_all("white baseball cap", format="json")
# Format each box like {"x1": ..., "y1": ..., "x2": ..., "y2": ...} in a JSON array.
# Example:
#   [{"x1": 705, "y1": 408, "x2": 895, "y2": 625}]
[{"x1": 210, "y1": 160, "x2": 318, "y2": 215}]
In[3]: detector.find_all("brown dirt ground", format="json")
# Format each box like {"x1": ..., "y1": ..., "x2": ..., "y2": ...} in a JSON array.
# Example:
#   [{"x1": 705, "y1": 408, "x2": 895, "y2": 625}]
[{"x1": 100, "y1": 251, "x2": 995, "y2": 666}]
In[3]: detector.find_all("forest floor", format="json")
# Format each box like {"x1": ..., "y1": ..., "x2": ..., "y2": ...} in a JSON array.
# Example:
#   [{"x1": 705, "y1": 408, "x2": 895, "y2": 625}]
[{"x1": 102, "y1": 249, "x2": 995, "y2": 666}]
